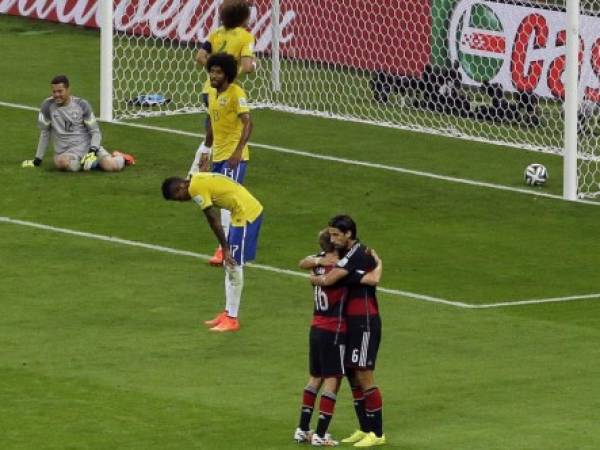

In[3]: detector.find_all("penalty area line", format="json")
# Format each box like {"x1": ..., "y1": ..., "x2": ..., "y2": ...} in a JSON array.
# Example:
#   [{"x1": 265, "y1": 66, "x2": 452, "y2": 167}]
[
  {"x1": 1, "y1": 216, "x2": 599, "y2": 309},
  {"x1": 2, "y1": 99, "x2": 599, "y2": 206}
]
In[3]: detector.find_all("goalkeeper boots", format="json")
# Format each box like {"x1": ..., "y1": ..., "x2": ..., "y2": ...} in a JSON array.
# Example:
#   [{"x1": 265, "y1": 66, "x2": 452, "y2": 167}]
[
  {"x1": 208, "y1": 247, "x2": 223, "y2": 266},
  {"x1": 112, "y1": 150, "x2": 136, "y2": 166},
  {"x1": 209, "y1": 316, "x2": 240, "y2": 332},
  {"x1": 204, "y1": 311, "x2": 227, "y2": 327}
]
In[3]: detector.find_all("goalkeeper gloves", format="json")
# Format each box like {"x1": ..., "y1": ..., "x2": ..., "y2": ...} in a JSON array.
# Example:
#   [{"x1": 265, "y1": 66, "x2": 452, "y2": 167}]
[
  {"x1": 81, "y1": 147, "x2": 99, "y2": 171},
  {"x1": 22, "y1": 158, "x2": 42, "y2": 168}
]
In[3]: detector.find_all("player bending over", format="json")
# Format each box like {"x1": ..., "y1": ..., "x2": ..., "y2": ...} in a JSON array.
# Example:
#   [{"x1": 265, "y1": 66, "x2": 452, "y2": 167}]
[
  {"x1": 22, "y1": 75, "x2": 135, "y2": 172},
  {"x1": 161, "y1": 173, "x2": 263, "y2": 332}
]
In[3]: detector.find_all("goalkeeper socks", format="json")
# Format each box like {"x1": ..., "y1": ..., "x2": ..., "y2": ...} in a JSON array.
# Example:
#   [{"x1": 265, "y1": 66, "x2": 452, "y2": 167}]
[
  {"x1": 224, "y1": 265, "x2": 243, "y2": 317},
  {"x1": 315, "y1": 391, "x2": 337, "y2": 437},
  {"x1": 112, "y1": 155, "x2": 125, "y2": 170},
  {"x1": 364, "y1": 386, "x2": 383, "y2": 437},
  {"x1": 298, "y1": 385, "x2": 318, "y2": 431}
]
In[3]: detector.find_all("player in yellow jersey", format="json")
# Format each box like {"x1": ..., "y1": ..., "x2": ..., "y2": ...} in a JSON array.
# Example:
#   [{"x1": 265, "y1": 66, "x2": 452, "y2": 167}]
[
  {"x1": 189, "y1": 52, "x2": 254, "y2": 267},
  {"x1": 161, "y1": 173, "x2": 263, "y2": 333},
  {"x1": 188, "y1": 0, "x2": 256, "y2": 180}
]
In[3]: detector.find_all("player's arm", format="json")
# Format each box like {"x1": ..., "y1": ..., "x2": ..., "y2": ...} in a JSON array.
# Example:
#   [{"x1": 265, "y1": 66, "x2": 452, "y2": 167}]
[
  {"x1": 239, "y1": 34, "x2": 256, "y2": 73},
  {"x1": 202, "y1": 205, "x2": 235, "y2": 266},
  {"x1": 227, "y1": 112, "x2": 252, "y2": 168},
  {"x1": 310, "y1": 267, "x2": 349, "y2": 286},
  {"x1": 360, "y1": 250, "x2": 382, "y2": 286},
  {"x1": 24, "y1": 103, "x2": 52, "y2": 167},
  {"x1": 240, "y1": 56, "x2": 256, "y2": 74},
  {"x1": 195, "y1": 41, "x2": 212, "y2": 66}
]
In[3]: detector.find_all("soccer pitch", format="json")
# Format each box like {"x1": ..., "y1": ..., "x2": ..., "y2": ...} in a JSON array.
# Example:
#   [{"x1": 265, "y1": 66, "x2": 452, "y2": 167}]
[{"x1": 2, "y1": 15, "x2": 600, "y2": 450}]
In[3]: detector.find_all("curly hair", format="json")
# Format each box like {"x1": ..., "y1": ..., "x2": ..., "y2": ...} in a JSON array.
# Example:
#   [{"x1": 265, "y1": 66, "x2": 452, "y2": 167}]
[
  {"x1": 207, "y1": 53, "x2": 238, "y2": 83},
  {"x1": 220, "y1": 0, "x2": 251, "y2": 29}
]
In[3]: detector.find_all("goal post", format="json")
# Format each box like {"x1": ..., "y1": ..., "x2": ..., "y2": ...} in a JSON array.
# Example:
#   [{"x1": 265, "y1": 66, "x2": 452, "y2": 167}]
[{"x1": 100, "y1": 0, "x2": 599, "y2": 201}]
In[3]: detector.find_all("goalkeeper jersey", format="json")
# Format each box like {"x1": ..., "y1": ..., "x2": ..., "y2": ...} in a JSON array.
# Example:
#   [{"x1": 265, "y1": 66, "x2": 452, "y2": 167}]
[{"x1": 35, "y1": 96, "x2": 101, "y2": 159}]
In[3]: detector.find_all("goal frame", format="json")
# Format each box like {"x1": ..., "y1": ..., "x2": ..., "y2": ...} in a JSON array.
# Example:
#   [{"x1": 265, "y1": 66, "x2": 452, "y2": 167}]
[{"x1": 99, "y1": 0, "x2": 580, "y2": 201}]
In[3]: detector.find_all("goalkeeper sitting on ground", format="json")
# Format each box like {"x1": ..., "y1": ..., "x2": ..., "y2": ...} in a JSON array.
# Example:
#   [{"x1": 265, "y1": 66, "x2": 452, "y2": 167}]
[{"x1": 22, "y1": 75, "x2": 135, "y2": 172}]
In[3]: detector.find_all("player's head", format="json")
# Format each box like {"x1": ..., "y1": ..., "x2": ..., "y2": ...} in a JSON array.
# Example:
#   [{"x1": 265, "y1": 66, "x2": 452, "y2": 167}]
[
  {"x1": 328, "y1": 215, "x2": 357, "y2": 249},
  {"x1": 161, "y1": 177, "x2": 191, "y2": 201},
  {"x1": 219, "y1": 0, "x2": 251, "y2": 29},
  {"x1": 51, "y1": 74, "x2": 70, "y2": 106},
  {"x1": 207, "y1": 53, "x2": 238, "y2": 89},
  {"x1": 318, "y1": 228, "x2": 335, "y2": 253}
]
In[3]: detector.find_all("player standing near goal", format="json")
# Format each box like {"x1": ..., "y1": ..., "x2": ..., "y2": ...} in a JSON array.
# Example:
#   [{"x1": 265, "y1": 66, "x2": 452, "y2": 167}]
[
  {"x1": 161, "y1": 173, "x2": 263, "y2": 333},
  {"x1": 295, "y1": 229, "x2": 382, "y2": 446},
  {"x1": 188, "y1": 0, "x2": 256, "y2": 266},
  {"x1": 22, "y1": 75, "x2": 135, "y2": 172},
  {"x1": 311, "y1": 215, "x2": 386, "y2": 447}
]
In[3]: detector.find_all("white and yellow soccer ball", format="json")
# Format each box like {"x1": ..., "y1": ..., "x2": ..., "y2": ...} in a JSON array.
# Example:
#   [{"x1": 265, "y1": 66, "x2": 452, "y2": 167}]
[{"x1": 524, "y1": 163, "x2": 548, "y2": 186}]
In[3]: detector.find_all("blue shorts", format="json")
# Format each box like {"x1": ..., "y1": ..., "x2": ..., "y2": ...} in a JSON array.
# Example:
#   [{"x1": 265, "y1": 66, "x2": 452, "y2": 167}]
[
  {"x1": 227, "y1": 213, "x2": 263, "y2": 265},
  {"x1": 212, "y1": 160, "x2": 247, "y2": 184}
]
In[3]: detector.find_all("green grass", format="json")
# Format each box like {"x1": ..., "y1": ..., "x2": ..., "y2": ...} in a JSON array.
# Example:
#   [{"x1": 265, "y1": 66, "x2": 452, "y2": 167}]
[{"x1": 2, "y1": 14, "x2": 600, "y2": 450}]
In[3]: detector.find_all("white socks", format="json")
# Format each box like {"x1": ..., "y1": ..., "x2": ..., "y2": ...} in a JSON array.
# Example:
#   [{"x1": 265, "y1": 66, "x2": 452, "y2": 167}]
[{"x1": 225, "y1": 265, "x2": 244, "y2": 318}]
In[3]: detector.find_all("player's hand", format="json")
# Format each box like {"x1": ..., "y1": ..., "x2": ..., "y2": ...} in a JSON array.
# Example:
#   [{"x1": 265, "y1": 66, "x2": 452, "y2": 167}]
[
  {"x1": 227, "y1": 153, "x2": 242, "y2": 169},
  {"x1": 22, "y1": 158, "x2": 42, "y2": 168},
  {"x1": 81, "y1": 152, "x2": 98, "y2": 171},
  {"x1": 199, "y1": 153, "x2": 211, "y2": 172},
  {"x1": 222, "y1": 248, "x2": 236, "y2": 268}
]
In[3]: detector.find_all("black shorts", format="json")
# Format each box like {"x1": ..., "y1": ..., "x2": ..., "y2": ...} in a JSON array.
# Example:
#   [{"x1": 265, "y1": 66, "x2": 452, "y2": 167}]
[
  {"x1": 309, "y1": 327, "x2": 346, "y2": 378},
  {"x1": 345, "y1": 315, "x2": 382, "y2": 370}
]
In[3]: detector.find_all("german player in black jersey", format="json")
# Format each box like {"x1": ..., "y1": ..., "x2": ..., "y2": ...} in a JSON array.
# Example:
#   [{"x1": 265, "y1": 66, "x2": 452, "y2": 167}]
[
  {"x1": 311, "y1": 215, "x2": 385, "y2": 448},
  {"x1": 294, "y1": 229, "x2": 380, "y2": 446}
]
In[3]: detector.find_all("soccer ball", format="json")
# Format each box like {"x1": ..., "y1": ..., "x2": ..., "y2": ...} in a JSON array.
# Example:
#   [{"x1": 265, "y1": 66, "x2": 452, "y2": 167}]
[{"x1": 524, "y1": 163, "x2": 548, "y2": 186}]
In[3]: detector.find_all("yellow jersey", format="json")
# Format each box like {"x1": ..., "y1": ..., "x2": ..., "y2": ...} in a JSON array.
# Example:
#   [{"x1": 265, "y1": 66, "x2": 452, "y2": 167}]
[
  {"x1": 208, "y1": 83, "x2": 250, "y2": 162},
  {"x1": 202, "y1": 26, "x2": 255, "y2": 93},
  {"x1": 189, "y1": 173, "x2": 263, "y2": 226}
]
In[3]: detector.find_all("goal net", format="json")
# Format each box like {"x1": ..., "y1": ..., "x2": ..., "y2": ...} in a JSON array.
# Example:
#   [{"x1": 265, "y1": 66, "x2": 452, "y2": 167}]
[{"x1": 110, "y1": 0, "x2": 600, "y2": 199}]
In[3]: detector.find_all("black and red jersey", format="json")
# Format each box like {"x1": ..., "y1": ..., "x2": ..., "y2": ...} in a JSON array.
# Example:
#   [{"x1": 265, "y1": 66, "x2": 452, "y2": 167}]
[
  {"x1": 336, "y1": 241, "x2": 379, "y2": 317},
  {"x1": 311, "y1": 264, "x2": 348, "y2": 333}
]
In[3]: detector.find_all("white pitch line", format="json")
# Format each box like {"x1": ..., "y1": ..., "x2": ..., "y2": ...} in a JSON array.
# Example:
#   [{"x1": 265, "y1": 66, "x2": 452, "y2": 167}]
[
  {"x1": 2, "y1": 216, "x2": 599, "y2": 309},
  {"x1": 2, "y1": 99, "x2": 599, "y2": 206}
]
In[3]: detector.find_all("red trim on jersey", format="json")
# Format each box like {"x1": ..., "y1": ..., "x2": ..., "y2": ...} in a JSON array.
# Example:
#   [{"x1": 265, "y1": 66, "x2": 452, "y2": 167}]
[{"x1": 311, "y1": 316, "x2": 347, "y2": 332}]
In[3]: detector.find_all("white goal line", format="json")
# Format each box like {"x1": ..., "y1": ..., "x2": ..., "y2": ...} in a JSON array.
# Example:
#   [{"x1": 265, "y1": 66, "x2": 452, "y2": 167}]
[
  {"x1": 1, "y1": 216, "x2": 598, "y2": 309},
  {"x1": 2, "y1": 99, "x2": 599, "y2": 206}
]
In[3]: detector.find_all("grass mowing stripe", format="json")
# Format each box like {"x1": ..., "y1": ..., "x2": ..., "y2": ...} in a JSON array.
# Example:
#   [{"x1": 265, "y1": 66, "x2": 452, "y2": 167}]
[
  {"x1": 2, "y1": 99, "x2": 598, "y2": 206},
  {"x1": 3, "y1": 216, "x2": 599, "y2": 309}
]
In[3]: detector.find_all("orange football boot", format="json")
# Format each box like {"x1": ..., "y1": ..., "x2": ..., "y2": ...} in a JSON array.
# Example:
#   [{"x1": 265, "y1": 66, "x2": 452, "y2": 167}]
[
  {"x1": 204, "y1": 311, "x2": 227, "y2": 327},
  {"x1": 209, "y1": 316, "x2": 240, "y2": 332},
  {"x1": 208, "y1": 247, "x2": 223, "y2": 266}
]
